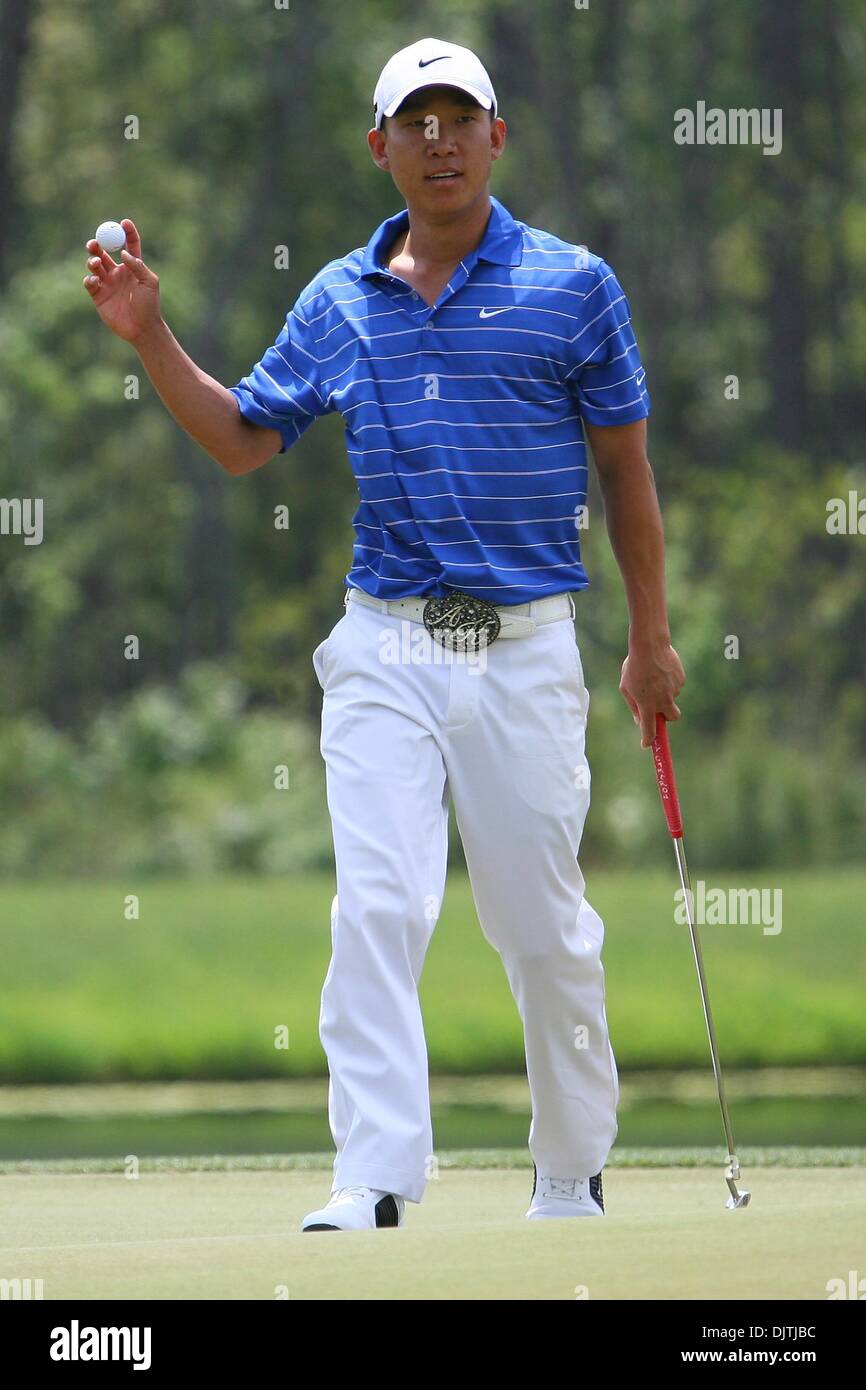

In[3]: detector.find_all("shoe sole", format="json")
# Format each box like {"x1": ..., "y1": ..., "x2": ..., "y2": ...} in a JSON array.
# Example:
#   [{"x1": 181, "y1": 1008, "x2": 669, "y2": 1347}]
[
  {"x1": 525, "y1": 1207, "x2": 604, "y2": 1218},
  {"x1": 302, "y1": 1223, "x2": 341, "y2": 1231}
]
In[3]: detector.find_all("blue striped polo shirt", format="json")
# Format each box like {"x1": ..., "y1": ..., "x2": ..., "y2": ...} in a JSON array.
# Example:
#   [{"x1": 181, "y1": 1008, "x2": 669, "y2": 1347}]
[{"x1": 229, "y1": 195, "x2": 650, "y2": 605}]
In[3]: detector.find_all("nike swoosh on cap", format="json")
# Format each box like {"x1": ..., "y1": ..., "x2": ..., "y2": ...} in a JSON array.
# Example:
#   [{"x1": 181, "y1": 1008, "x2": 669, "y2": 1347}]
[{"x1": 419, "y1": 56, "x2": 450, "y2": 67}]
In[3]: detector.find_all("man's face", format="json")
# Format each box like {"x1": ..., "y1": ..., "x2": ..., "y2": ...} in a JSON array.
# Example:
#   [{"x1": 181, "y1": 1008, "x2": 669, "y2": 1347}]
[{"x1": 368, "y1": 85, "x2": 506, "y2": 216}]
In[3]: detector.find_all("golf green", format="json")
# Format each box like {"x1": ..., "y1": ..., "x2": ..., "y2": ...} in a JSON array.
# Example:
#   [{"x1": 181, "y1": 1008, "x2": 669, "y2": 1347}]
[{"x1": 2, "y1": 1160, "x2": 862, "y2": 1300}]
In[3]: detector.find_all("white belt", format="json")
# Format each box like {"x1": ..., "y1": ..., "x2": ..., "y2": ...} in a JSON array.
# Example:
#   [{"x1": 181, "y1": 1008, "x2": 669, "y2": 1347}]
[{"x1": 344, "y1": 586, "x2": 576, "y2": 639}]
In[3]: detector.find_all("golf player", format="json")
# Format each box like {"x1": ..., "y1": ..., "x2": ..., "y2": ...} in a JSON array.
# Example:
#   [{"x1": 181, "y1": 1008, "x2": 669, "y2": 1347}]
[{"x1": 84, "y1": 37, "x2": 684, "y2": 1230}]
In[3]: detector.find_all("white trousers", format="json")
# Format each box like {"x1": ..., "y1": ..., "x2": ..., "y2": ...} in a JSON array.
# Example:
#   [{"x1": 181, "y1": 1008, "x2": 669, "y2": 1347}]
[{"x1": 311, "y1": 593, "x2": 619, "y2": 1204}]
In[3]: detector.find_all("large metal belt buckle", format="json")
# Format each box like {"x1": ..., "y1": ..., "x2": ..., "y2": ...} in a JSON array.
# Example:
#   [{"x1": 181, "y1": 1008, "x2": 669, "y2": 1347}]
[{"x1": 422, "y1": 591, "x2": 502, "y2": 652}]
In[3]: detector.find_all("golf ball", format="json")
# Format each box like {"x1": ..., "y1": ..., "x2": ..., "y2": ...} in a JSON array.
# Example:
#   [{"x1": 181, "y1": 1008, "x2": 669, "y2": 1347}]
[{"x1": 94, "y1": 220, "x2": 126, "y2": 253}]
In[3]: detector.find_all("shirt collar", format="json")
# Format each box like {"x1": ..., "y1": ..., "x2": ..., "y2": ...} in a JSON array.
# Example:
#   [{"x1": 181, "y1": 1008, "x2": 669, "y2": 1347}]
[{"x1": 360, "y1": 195, "x2": 524, "y2": 280}]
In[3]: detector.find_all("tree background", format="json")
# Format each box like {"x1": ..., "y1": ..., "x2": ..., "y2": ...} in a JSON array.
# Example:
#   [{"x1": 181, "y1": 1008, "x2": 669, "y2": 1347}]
[{"x1": 1, "y1": 0, "x2": 864, "y2": 876}]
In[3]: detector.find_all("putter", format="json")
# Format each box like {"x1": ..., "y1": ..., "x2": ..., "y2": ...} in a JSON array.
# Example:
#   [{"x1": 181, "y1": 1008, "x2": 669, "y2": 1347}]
[{"x1": 650, "y1": 712, "x2": 751, "y2": 1210}]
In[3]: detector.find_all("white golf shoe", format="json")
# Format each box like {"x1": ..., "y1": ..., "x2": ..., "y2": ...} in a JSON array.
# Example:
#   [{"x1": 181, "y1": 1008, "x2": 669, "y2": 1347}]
[
  {"x1": 525, "y1": 1167, "x2": 605, "y2": 1219},
  {"x1": 300, "y1": 1185, "x2": 405, "y2": 1232}
]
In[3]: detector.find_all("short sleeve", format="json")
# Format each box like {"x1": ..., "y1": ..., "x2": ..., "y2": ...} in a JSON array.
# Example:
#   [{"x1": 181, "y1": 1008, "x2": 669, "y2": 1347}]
[
  {"x1": 565, "y1": 259, "x2": 650, "y2": 426},
  {"x1": 228, "y1": 298, "x2": 332, "y2": 454}
]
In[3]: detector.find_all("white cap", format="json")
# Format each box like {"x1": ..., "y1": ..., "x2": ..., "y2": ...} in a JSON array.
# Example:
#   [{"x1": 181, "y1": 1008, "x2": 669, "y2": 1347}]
[{"x1": 373, "y1": 37, "x2": 497, "y2": 130}]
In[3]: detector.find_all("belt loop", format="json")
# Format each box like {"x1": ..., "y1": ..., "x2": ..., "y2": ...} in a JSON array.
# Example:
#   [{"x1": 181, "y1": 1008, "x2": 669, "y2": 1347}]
[{"x1": 569, "y1": 593, "x2": 576, "y2": 621}]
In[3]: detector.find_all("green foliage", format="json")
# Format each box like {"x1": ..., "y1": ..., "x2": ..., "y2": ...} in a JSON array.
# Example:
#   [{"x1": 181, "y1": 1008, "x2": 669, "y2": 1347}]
[
  {"x1": 0, "y1": 665, "x2": 334, "y2": 877},
  {"x1": 0, "y1": 658, "x2": 863, "y2": 875},
  {"x1": 0, "y1": 0, "x2": 863, "y2": 869}
]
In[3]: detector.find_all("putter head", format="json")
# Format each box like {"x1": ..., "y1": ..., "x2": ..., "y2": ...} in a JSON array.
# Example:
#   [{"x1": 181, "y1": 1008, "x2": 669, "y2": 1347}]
[
  {"x1": 724, "y1": 1155, "x2": 750, "y2": 1208},
  {"x1": 725, "y1": 1187, "x2": 751, "y2": 1209}
]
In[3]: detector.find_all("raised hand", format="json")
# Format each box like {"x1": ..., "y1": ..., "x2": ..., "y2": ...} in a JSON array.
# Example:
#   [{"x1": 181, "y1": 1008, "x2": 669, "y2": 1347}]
[{"x1": 83, "y1": 218, "x2": 162, "y2": 344}]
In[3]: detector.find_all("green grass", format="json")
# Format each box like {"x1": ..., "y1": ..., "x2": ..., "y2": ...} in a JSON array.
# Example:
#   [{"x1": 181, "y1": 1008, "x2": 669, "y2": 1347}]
[
  {"x1": 1, "y1": 1161, "x2": 863, "y2": 1299},
  {"x1": 1, "y1": 1093, "x2": 863, "y2": 1160},
  {"x1": 0, "y1": 871, "x2": 863, "y2": 1080},
  {"x1": 2, "y1": 1146, "x2": 864, "y2": 1173}
]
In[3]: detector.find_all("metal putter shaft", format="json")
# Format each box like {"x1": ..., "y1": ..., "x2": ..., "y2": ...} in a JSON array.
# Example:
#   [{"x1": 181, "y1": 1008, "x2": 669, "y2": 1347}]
[{"x1": 650, "y1": 712, "x2": 751, "y2": 1210}]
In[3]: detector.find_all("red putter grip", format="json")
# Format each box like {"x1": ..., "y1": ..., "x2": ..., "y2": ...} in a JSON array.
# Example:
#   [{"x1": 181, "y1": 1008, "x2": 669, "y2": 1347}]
[{"x1": 651, "y1": 712, "x2": 683, "y2": 838}]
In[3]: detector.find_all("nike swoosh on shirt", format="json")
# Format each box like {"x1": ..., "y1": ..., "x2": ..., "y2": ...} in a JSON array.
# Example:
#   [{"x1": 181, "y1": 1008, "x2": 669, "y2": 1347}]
[
  {"x1": 479, "y1": 307, "x2": 514, "y2": 318},
  {"x1": 636, "y1": 369, "x2": 646, "y2": 385},
  {"x1": 419, "y1": 56, "x2": 450, "y2": 67}
]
